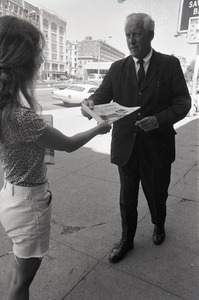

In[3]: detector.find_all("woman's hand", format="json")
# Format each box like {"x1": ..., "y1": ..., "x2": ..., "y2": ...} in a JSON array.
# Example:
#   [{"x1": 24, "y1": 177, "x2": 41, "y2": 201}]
[{"x1": 97, "y1": 120, "x2": 111, "y2": 134}]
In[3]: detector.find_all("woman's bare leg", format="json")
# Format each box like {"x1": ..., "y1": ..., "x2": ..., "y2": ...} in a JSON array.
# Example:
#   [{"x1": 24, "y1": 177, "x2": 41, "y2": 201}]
[{"x1": 8, "y1": 255, "x2": 42, "y2": 300}]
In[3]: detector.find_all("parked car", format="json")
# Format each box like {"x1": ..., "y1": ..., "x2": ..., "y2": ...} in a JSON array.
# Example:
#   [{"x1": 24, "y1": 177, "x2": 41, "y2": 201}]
[{"x1": 51, "y1": 83, "x2": 98, "y2": 104}]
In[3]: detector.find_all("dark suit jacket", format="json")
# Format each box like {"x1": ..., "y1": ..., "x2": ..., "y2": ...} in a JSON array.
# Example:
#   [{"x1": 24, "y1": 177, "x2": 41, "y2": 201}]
[{"x1": 89, "y1": 50, "x2": 191, "y2": 166}]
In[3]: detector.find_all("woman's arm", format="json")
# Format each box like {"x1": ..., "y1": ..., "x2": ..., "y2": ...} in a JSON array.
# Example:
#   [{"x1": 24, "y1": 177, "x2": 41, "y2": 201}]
[{"x1": 36, "y1": 121, "x2": 111, "y2": 153}]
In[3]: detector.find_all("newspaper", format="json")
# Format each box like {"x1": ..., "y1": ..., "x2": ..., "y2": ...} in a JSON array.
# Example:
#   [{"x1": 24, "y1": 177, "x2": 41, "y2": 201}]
[
  {"x1": 42, "y1": 114, "x2": 55, "y2": 165},
  {"x1": 82, "y1": 102, "x2": 140, "y2": 124}
]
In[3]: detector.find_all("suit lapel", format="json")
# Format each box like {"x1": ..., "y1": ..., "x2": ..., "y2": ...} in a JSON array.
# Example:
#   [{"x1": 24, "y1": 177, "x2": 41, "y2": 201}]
[
  {"x1": 127, "y1": 56, "x2": 139, "y2": 90},
  {"x1": 141, "y1": 50, "x2": 160, "y2": 90}
]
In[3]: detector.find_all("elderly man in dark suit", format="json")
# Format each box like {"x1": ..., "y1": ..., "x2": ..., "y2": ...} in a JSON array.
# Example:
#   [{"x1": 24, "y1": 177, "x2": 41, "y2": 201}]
[{"x1": 82, "y1": 13, "x2": 191, "y2": 263}]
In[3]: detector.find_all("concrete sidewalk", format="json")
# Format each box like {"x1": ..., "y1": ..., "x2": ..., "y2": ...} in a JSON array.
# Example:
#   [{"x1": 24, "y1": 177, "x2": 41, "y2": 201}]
[{"x1": 0, "y1": 109, "x2": 198, "y2": 300}]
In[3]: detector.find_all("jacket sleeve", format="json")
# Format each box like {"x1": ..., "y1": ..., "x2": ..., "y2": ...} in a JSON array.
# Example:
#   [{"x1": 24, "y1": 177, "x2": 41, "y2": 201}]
[
  {"x1": 154, "y1": 57, "x2": 191, "y2": 129},
  {"x1": 88, "y1": 65, "x2": 114, "y2": 105}
]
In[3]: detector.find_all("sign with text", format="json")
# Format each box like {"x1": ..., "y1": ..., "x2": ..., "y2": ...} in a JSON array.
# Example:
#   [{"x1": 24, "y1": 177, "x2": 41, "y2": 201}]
[{"x1": 178, "y1": 0, "x2": 199, "y2": 33}]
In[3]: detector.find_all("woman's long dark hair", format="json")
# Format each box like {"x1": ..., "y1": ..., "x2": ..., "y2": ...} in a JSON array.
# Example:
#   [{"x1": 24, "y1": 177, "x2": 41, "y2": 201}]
[{"x1": 0, "y1": 15, "x2": 45, "y2": 124}]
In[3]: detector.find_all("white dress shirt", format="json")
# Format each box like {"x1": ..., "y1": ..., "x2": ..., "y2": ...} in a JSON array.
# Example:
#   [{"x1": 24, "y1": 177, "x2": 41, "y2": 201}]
[{"x1": 133, "y1": 48, "x2": 153, "y2": 78}]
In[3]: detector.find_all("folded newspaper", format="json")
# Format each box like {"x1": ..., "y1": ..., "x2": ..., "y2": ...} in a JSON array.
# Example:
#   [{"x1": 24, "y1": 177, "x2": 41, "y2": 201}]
[
  {"x1": 82, "y1": 102, "x2": 140, "y2": 124},
  {"x1": 42, "y1": 114, "x2": 55, "y2": 165}
]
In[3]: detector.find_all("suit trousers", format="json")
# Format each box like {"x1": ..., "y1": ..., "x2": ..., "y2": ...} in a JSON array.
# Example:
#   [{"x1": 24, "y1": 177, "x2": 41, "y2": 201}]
[{"x1": 118, "y1": 132, "x2": 171, "y2": 242}]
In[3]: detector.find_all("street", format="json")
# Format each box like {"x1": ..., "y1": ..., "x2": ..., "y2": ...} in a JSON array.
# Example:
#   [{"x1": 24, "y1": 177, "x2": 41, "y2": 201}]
[
  {"x1": 34, "y1": 88, "x2": 111, "y2": 154},
  {"x1": 35, "y1": 88, "x2": 67, "y2": 111},
  {"x1": 35, "y1": 88, "x2": 82, "y2": 111}
]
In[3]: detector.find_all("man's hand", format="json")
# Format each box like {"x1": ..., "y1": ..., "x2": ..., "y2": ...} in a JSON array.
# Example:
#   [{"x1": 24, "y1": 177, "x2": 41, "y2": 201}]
[
  {"x1": 135, "y1": 116, "x2": 159, "y2": 132},
  {"x1": 81, "y1": 99, "x2": 94, "y2": 119}
]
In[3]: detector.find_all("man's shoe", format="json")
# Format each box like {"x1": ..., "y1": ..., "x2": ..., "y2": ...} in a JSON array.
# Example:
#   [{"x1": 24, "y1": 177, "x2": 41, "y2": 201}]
[
  {"x1": 153, "y1": 225, "x2": 166, "y2": 245},
  {"x1": 109, "y1": 239, "x2": 134, "y2": 263}
]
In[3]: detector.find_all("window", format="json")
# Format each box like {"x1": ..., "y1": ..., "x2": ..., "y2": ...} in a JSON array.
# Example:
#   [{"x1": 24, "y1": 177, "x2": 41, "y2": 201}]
[
  {"x1": 13, "y1": 4, "x2": 18, "y2": 14},
  {"x1": 43, "y1": 19, "x2": 48, "y2": 29},
  {"x1": 9, "y1": 3, "x2": 13, "y2": 12},
  {"x1": 51, "y1": 22, "x2": 57, "y2": 33},
  {"x1": 60, "y1": 36, "x2": 63, "y2": 44},
  {"x1": 44, "y1": 62, "x2": 50, "y2": 71},
  {"x1": 59, "y1": 45, "x2": 63, "y2": 54},
  {"x1": 52, "y1": 53, "x2": 57, "y2": 60},
  {"x1": 43, "y1": 30, "x2": 48, "y2": 39},
  {"x1": 52, "y1": 63, "x2": 58, "y2": 71},
  {"x1": 5, "y1": 0, "x2": 9, "y2": 9},
  {"x1": 60, "y1": 65, "x2": 64, "y2": 71},
  {"x1": 59, "y1": 26, "x2": 64, "y2": 35},
  {"x1": 18, "y1": 7, "x2": 23, "y2": 16},
  {"x1": 44, "y1": 51, "x2": 49, "y2": 59},
  {"x1": 51, "y1": 33, "x2": 57, "y2": 42},
  {"x1": 52, "y1": 43, "x2": 57, "y2": 52}
]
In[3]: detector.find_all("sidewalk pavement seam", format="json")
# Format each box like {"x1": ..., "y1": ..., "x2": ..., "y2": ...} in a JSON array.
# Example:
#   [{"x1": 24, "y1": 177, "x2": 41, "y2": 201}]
[
  {"x1": 52, "y1": 236, "x2": 185, "y2": 300},
  {"x1": 48, "y1": 167, "x2": 119, "y2": 185},
  {"x1": 169, "y1": 160, "x2": 199, "y2": 192},
  {"x1": 49, "y1": 168, "x2": 119, "y2": 186},
  {"x1": 96, "y1": 261, "x2": 186, "y2": 300},
  {"x1": 50, "y1": 216, "x2": 186, "y2": 300},
  {"x1": 168, "y1": 194, "x2": 199, "y2": 203},
  {"x1": 61, "y1": 261, "x2": 99, "y2": 300},
  {"x1": 50, "y1": 154, "x2": 108, "y2": 173},
  {"x1": 48, "y1": 156, "x2": 115, "y2": 184}
]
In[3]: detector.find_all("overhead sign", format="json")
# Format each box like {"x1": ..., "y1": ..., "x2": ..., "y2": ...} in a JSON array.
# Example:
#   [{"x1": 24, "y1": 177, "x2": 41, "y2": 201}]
[{"x1": 178, "y1": 0, "x2": 199, "y2": 33}]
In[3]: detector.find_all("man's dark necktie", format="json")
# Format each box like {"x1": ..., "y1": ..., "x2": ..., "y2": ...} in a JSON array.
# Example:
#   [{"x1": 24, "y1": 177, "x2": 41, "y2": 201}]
[{"x1": 137, "y1": 59, "x2": 145, "y2": 88}]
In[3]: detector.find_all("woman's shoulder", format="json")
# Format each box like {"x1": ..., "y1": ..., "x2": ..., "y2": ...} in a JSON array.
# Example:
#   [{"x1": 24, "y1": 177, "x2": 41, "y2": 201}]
[
  {"x1": 13, "y1": 107, "x2": 47, "y2": 142},
  {"x1": 14, "y1": 107, "x2": 41, "y2": 123}
]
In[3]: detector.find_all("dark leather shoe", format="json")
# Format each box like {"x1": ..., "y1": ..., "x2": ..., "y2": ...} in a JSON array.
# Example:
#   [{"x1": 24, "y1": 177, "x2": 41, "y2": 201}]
[
  {"x1": 109, "y1": 239, "x2": 134, "y2": 263},
  {"x1": 153, "y1": 225, "x2": 166, "y2": 245}
]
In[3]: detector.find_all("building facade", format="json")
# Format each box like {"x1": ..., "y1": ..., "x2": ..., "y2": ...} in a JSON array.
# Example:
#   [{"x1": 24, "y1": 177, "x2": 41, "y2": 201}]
[
  {"x1": 75, "y1": 36, "x2": 125, "y2": 80},
  {"x1": 39, "y1": 8, "x2": 67, "y2": 81},
  {"x1": 0, "y1": 0, "x2": 67, "y2": 81},
  {"x1": 65, "y1": 40, "x2": 78, "y2": 78},
  {"x1": 0, "y1": 0, "x2": 40, "y2": 26},
  {"x1": 0, "y1": 2, "x2": 126, "y2": 82},
  {"x1": 78, "y1": 36, "x2": 125, "y2": 62}
]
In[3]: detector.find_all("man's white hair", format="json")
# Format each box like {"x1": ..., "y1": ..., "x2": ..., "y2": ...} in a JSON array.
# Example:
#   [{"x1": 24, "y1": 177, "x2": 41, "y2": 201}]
[{"x1": 125, "y1": 13, "x2": 155, "y2": 32}]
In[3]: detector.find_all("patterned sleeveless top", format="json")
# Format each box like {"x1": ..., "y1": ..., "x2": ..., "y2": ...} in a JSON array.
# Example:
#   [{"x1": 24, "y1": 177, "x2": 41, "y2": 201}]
[{"x1": 0, "y1": 107, "x2": 48, "y2": 186}]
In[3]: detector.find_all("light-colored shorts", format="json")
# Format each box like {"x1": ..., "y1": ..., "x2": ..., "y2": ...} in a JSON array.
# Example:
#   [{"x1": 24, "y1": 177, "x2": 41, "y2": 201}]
[{"x1": 0, "y1": 181, "x2": 52, "y2": 259}]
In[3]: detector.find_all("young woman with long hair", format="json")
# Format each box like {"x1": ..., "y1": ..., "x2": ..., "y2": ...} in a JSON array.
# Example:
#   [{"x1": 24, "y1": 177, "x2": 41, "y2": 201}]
[{"x1": 0, "y1": 15, "x2": 111, "y2": 300}]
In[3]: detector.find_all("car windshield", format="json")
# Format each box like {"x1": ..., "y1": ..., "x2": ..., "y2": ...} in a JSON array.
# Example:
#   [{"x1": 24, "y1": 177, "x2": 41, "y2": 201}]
[{"x1": 67, "y1": 85, "x2": 85, "y2": 92}]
